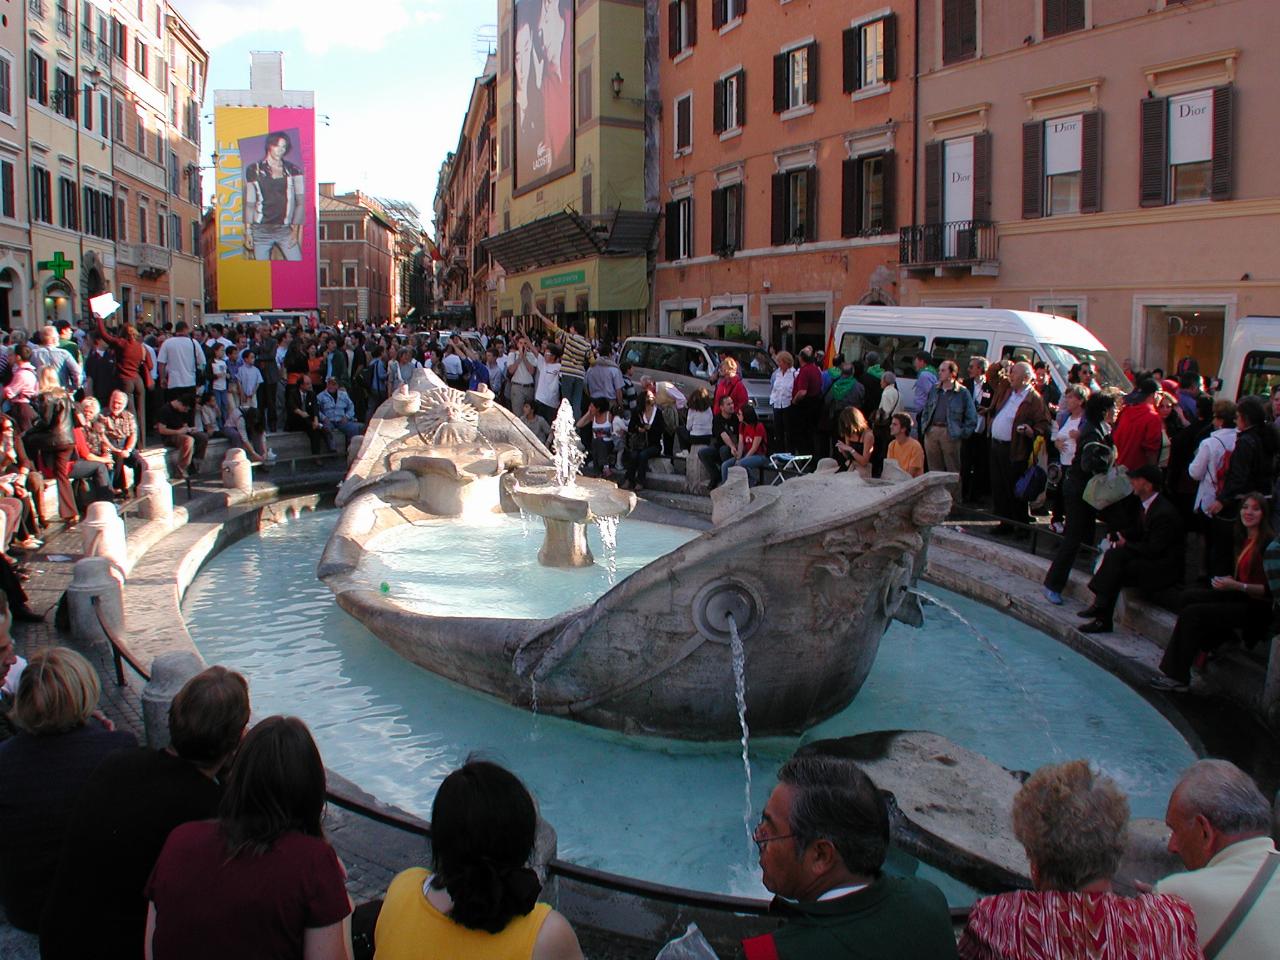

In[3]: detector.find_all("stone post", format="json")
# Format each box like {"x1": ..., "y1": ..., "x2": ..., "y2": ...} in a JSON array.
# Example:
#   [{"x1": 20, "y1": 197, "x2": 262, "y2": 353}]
[
  {"x1": 80, "y1": 501, "x2": 128, "y2": 574},
  {"x1": 141, "y1": 651, "x2": 203, "y2": 749},
  {"x1": 138, "y1": 451, "x2": 173, "y2": 521},
  {"x1": 65, "y1": 556, "x2": 124, "y2": 647},
  {"x1": 221, "y1": 448, "x2": 254, "y2": 494},
  {"x1": 685, "y1": 444, "x2": 712, "y2": 493}
]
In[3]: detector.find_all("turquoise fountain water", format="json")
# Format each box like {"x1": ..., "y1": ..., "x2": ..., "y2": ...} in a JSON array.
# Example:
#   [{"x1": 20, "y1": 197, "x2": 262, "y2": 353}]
[{"x1": 183, "y1": 510, "x2": 1197, "y2": 904}]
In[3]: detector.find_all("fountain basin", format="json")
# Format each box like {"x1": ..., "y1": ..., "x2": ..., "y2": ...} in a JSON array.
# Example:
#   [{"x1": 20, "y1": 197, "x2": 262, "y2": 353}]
[{"x1": 507, "y1": 470, "x2": 637, "y2": 568}]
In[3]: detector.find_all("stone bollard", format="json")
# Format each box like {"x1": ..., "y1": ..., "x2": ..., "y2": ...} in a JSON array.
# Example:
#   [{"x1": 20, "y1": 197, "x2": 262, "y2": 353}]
[
  {"x1": 80, "y1": 500, "x2": 128, "y2": 574},
  {"x1": 531, "y1": 813, "x2": 558, "y2": 889},
  {"x1": 711, "y1": 465, "x2": 752, "y2": 526},
  {"x1": 141, "y1": 651, "x2": 203, "y2": 749},
  {"x1": 65, "y1": 556, "x2": 124, "y2": 648},
  {"x1": 391, "y1": 385, "x2": 421, "y2": 416},
  {"x1": 138, "y1": 453, "x2": 174, "y2": 521},
  {"x1": 221, "y1": 448, "x2": 253, "y2": 494},
  {"x1": 686, "y1": 444, "x2": 712, "y2": 494},
  {"x1": 346, "y1": 433, "x2": 365, "y2": 466}
]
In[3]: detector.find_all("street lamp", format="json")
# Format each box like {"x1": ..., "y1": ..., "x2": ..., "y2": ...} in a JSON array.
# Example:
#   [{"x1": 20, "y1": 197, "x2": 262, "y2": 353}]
[{"x1": 610, "y1": 72, "x2": 660, "y2": 110}]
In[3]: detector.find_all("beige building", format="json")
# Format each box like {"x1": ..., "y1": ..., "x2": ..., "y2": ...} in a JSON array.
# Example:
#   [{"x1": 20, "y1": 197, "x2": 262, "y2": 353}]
[
  {"x1": 901, "y1": 0, "x2": 1280, "y2": 377},
  {"x1": 0, "y1": 0, "x2": 32, "y2": 330}
]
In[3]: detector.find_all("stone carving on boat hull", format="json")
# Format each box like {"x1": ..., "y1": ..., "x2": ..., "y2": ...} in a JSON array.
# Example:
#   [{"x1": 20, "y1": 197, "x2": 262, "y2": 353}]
[{"x1": 319, "y1": 372, "x2": 955, "y2": 740}]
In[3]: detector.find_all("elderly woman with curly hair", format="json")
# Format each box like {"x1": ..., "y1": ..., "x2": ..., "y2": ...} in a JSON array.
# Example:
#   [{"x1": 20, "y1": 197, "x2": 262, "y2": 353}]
[{"x1": 959, "y1": 759, "x2": 1202, "y2": 960}]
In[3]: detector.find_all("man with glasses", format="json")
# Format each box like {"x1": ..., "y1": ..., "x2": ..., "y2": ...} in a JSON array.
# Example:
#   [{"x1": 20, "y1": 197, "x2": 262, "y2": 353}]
[{"x1": 742, "y1": 754, "x2": 958, "y2": 959}]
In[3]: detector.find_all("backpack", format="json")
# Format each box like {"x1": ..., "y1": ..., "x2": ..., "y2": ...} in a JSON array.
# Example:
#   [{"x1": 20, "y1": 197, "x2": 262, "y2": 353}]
[{"x1": 1213, "y1": 437, "x2": 1233, "y2": 497}]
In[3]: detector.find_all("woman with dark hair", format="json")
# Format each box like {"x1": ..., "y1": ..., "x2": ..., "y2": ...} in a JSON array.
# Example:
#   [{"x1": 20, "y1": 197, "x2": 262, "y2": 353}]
[
  {"x1": 144, "y1": 716, "x2": 352, "y2": 960},
  {"x1": 620, "y1": 388, "x2": 666, "y2": 491},
  {"x1": 24, "y1": 365, "x2": 78, "y2": 525},
  {"x1": 1152, "y1": 492, "x2": 1273, "y2": 692},
  {"x1": 244, "y1": 132, "x2": 306, "y2": 261},
  {"x1": 1042, "y1": 389, "x2": 1119, "y2": 605},
  {"x1": 374, "y1": 758, "x2": 582, "y2": 960}
]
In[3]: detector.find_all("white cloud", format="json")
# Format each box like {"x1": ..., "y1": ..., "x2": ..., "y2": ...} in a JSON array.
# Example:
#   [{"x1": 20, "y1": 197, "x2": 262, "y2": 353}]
[{"x1": 181, "y1": 0, "x2": 443, "y2": 54}]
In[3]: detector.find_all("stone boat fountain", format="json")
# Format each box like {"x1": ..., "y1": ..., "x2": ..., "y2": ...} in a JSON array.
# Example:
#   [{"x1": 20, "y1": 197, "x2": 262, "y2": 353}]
[{"x1": 319, "y1": 368, "x2": 953, "y2": 740}]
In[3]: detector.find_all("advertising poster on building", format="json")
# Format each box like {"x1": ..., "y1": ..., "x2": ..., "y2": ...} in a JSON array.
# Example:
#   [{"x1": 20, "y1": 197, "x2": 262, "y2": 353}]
[
  {"x1": 513, "y1": 0, "x2": 574, "y2": 195},
  {"x1": 213, "y1": 106, "x2": 318, "y2": 310}
]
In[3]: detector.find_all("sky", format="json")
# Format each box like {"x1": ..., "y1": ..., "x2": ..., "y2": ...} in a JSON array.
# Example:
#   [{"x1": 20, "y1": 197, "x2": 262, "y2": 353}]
[{"x1": 183, "y1": 0, "x2": 497, "y2": 229}]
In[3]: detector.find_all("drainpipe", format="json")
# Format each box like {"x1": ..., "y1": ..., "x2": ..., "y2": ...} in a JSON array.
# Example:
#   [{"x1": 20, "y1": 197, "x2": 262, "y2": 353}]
[{"x1": 911, "y1": 0, "x2": 920, "y2": 233}]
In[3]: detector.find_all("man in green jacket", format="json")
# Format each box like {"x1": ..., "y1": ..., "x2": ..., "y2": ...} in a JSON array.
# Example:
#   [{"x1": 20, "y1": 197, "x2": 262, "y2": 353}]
[{"x1": 743, "y1": 754, "x2": 958, "y2": 960}]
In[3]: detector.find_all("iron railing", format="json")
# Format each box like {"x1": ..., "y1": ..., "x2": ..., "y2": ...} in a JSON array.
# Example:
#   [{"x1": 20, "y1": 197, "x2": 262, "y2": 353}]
[{"x1": 899, "y1": 219, "x2": 998, "y2": 267}]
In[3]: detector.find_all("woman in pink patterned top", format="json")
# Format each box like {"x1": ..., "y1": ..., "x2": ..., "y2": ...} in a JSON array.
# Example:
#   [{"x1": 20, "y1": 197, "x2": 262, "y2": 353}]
[{"x1": 958, "y1": 760, "x2": 1203, "y2": 960}]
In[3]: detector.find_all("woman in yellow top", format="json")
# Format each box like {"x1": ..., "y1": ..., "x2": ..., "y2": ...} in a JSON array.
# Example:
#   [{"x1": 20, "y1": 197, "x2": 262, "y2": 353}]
[{"x1": 374, "y1": 759, "x2": 583, "y2": 960}]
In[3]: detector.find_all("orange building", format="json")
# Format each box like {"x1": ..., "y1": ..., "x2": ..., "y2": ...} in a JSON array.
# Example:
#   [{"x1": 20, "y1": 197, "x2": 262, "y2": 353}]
[{"x1": 655, "y1": 0, "x2": 915, "y2": 353}]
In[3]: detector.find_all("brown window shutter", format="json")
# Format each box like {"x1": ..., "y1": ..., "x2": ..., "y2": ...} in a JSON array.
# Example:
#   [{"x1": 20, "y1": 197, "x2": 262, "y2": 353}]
[
  {"x1": 881, "y1": 149, "x2": 896, "y2": 232},
  {"x1": 713, "y1": 79, "x2": 725, "y2": 134},
  {"x1": 924, "y1": 141, "x2": 942, "y2": 224},
  {"x1": 739, "y1": 0, "x2": 746, "y2": 14},
  {"x1": 1211, "y1": 85, "x2": 1233, "y2": 201},
  {"x1": 960, "y1": 0, "x2": 977, "y2": 57},
  {"x1": 841, "y1": 157, "x2": 859, "y2": 237},
  {"x1": 1043, "y1": 0, "x2": 1064, "y2": 38},
  {"x1": 711, "y1": 187, "x2": 726, "y2": 253},
  {"x1": 972, "y1": 131, "x2": 992, "y2": 221},
  {"x1": 1021, "y1": 120, "x2": 1044, "y2": 219},
  {"x1": 942, "y1": 0, "x2": 961, "y2": 64},
  {"x1": 1080, "y1": 110, "x2": 1102, "y2": 213},
  {"x1": 771, "y1": 172, "x2": 786, "y2": 245},
  {"x1": 1065, "y1": 0, "x2": 1086, "y2": 33},
  {"x1": 804, "y1": 167, "x2": 818, "y2": 241},
  {"x1": 582, "y1": 174, "x2": 593, "y2": 216},
  {"x1": 882, "y1": 14, "x2": 898, "y2": 82},
  {"x1": 735, "y1": 70, "x2": 746, "y2": 126},
  {"x1": 1139, "y1": 96, "x2": 1168, "y2": 208},
  {"x1": 805, "y1": 42, "x2": 819, "y2": 104},
  {"x1": 688, "y1": 0, "x2": 698, "y2": 47},
  {"x1": 842, "y1": 27, "x2": 860, "y2": 94},
  {"x1": 677, "y1": 97, "x2": 691, "y2": 149},
  {"x1": 665, "y1": 201, "x2": 679, "y2": 259},
  {"x1": 712, "y1": 0, "x2": 725, "y2": 30},
  {"x1": 668, "y1": 1, "x2": 680, "y2": 58},
  {"x1": 772, "y1": 53, "x2": 787, "y2": 112},
  {"x1": 732, "y1": 183, "x2": 744, "y2": 247}
]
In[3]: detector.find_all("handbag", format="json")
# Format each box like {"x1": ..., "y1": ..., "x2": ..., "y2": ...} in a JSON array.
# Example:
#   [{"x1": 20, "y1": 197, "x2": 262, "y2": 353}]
[
  {"x1": 191, "y1": 337, "x2": 208, "y2": 390},
  {"x1": 1015, "y1": 437, "x2": 1047, "y2": 501},
  {"x1": 1084, "y1": 464, "x2": 1131, "y2": 510}
]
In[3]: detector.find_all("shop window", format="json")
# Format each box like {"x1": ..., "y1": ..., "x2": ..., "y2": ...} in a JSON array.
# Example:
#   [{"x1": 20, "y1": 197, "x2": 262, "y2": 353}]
[{"x1": 1141, "y1": 87, "x2": 1232, "y2": 207}]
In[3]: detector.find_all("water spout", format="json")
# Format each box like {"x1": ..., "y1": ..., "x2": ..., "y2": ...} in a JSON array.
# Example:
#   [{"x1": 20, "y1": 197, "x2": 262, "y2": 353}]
[
  {"x1": 726, "y1": 612, "x2": 754, "y2": 852},
  {"x1": 550, "y1": 399, "x2": 585, "y2": 488},
  {"x1": 596, "y1": 516, "x2": 620, "y2": 583}
]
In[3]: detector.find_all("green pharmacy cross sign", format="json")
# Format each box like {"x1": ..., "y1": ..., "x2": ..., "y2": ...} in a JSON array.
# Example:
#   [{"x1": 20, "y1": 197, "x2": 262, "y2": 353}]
[{"x1": 38, "y1": 251, "x2": 74, "y2": 280}]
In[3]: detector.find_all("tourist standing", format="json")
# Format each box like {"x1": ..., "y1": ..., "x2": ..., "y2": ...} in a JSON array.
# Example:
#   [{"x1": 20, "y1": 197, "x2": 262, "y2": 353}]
[
  {"x1": 155, "y1": 321, "x2": 207, "y2": 403},
  {"x1": 789, "y1": 347, "x2": 823, "y2": 458},
  {"x1": 918, "y1": 359, "x2": 976, "y2": 474},
  {"x1": 987, "y1": 361, "x2": 1051, "y2": 533},
  {"x1": 769, "y1": 351, "x2": 795, "y2": 453},
  {"x1": 533, "y1": 345, "x2": 562, "y2": 422}
]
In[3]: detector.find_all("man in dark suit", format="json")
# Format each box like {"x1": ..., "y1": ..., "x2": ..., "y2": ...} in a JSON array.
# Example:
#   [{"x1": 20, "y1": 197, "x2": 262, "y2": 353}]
[{"x1": 1079, "y1": 464, "x2": 1184, "y2": 633}]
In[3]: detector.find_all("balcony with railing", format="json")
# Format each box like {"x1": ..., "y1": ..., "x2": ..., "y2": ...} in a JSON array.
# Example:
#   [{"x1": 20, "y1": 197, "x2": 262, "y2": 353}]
[{"x1": 899, "y1": 220, "x2": 999, "y2": 277}]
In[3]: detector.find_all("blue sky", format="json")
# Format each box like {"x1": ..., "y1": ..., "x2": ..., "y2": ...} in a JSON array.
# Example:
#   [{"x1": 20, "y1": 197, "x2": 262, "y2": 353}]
[{"x1": 184, "y1": 0, "x2": 497, "y2": 228}]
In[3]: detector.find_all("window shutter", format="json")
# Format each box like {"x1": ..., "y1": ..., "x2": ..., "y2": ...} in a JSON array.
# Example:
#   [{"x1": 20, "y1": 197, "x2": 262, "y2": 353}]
[
  {"x1": 881, "y1": 150, "x2": 896, "y2": 232},
  {"x1": 804, "y1": 167, "x2": 818, "y2": 241},
  {"x1": 677, "y1": 96, "x2": 691, "y2": 149},
  {"x1": 841, "y1": 157, "x2": 859, "y2": 238},
  {"x1": 1065, "y1": 0, "x2": 1086, "y2": 33},
  {"x1": 735, "y1": 70, "x2": 746, "y2": 126},
  {"x1": 713, "y1": 79, "x2": 725, "y2": 134},
  {"x1": 732, "y1": 183, "x2": 744, "y2": 247},
  {"x1": 972, "y1": 132, "x2": 992, "y2": 221},
  {"x1": 1080, "y1": 110, "x2": 1102, "y2": 213},
  {"x1": 1211, "y1": 85, "x2": 1233, "y2": 201},
  {"x1": 1043, "y1": 0, "x2": 1064, "y2": 38},
  {"x1": 711, "y1": 0, "x2": 725, "y2": 30},
  {"x1": 882, "y1": 14, "x2": 898, "y2": 83},
  {"x1": 960, "y1": 0, "x2": 977, "y2": 57},
  {"x1": 924, "y1": 141, "x2": 942, "y2": 224},
  {"x1": 942, "y1": 0, "x2": 961, "y2": 64},
  {"x1": 739, "y1": 0, "x2": 746, "y2": 14},
  {"x1": 805, "y1": 42, "x2": 819, "y2": 104},
  {"x1": 668, "y1": 1, "x2": 680, "y2": 58},
  {"x1": 665, "y1": 201, "x2": 679, "y2": 260},
  {"x1": 711, "y1": 187, "x2": 726, "y2": 253},
  {"x1": 771, "y1": 172, "x2": 786, "y2": 245},
  {"x1": 1021, "y1": 120, "x2": 1044, "y2": 220},
  {"x1": 842, "y1": 27, "x2": 860, "y2": 94},
  {"x1": 688, "y1": 0, "x2": 697, "y2": 47},
  {"x1": 772, "y1": 53, "x2": 787, "y2": 112},
  {"x1": 1139, "y1": 96, "x2": 1168, "y2": 208}
]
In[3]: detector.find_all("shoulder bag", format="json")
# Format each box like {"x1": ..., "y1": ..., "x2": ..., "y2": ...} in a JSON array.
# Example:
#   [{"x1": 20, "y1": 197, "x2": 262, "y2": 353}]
[{"x1": 1203, "y1": 849, "x2": 1279, "y2": 959}]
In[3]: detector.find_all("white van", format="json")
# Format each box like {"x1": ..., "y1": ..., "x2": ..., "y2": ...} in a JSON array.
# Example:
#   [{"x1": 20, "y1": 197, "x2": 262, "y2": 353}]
[
  {"x1": 1215, "y1": 316, "x2": 1280, "y2": 400},
  {"x1": 831, "y1": 306, "x2": 1128, "y2": 399}
]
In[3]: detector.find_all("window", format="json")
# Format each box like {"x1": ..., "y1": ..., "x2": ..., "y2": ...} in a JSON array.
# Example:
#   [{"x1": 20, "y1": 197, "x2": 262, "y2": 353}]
[
  {"x1": 930, "y1": 336, "x2": 989, "y2": 372},
  {"x1": 710, "y1": 182, "x2": 742, "y2": 255},
  {"x1": 1043, "y1": 0, "x2": 1085, "y2": 38},
  {"x1": 99, "y1": 93, "x2": 109, "y2": 136},
  {"x1": 112, "y1": 98, "x2": 123, "y2": 141},
  {"x1": 55, "y1": 0, "x2": 70, "y2": 36},
  {"x1": 81, "y1": 1, "x2": 94, "y2": 51},
  {"x1": 837, "y1": 331, "x2": 926, "y2": 379},
  {"x1": 170, "y1": 82, "x2": 177, "y2": 124},
  {"x1": 168, "y1": 150, "x2": 178, "y2": 193},
  {"x1": 712, "y1": 70, "x2": 744, "y2": 134},
  {"x1": 841, "y1": 151, "x2": 895, "y2": 237},
  {"x1": 319, "y1": 262, "x2": 330, "y2": 287},
  {"x1": 770, "y1": 167, "x2": 816, "y2": 244},
  {"x1": 1238, "y1": 351, "x2": 1280, "y2": 401},
  {"x1": 772, "y1": 43, "x2": 817, "y2": 113},
  {"x1": 663, "y1": 195, "x2": 693, "y2": 260},
  {"x1": 53, "y1": 70, "x2": 76, "y2": 119},
  {"x1": 843, "y1": 15, "x2": 897, "y2": 93},
  {"x1": 82, "y1": 186, "x2": 114, "y2": 238},
  {"x1": 97, "y1": 14, "x2": 110, "y2": 63},
  {"x1": 942, "y1": 0, "x2": 977, "y2": 64},
  {"x1": 667, "y1": 0, "x2": 696, "y2": 58},
  {"x1": 0, "y1": 57, "x2": 10, "y2": 116},
  {"x1": 134, "y1": 38, "x2": 148, "y2": 79},
  {"x1": 711, "y1": 0, "x2": 744, "y2": 29},
  {"x1": 31, "y1": 166, "x2": 52, "y2": 223},
  {"x1": 673, "y1": 92, "x2": 692, "y2": 155},
  {"x1": 190, "y1": 219, "x2": 200, "y2": 255},
  {"x1": 343, "y1": 222, "x2": 356, "y2": 240},
  {"x1": 343, "y1": 264, "x2": 357, "y2": 287},
  {"x1": 924, "y1": 133, "x2": 992, "y2": 226},
  {"x1": 576, "y1": 64, "x2": 592, "y2": 125},
  {"x1": 188, "y1": 166, "x2": 200, "y2": 205},
  {"x1": 136, "y1": 110, "x2": 146, "y2": 152},
  {"x1": 169, "y1": 212, "x2": 181, "y2": 251},
  {"x1": 82, "y1": 84, "x2": 93, "y2": 130},
  {"x1": 58, "y1": 176, "x2": 79, "y2": 230},
  {"x1": 318, "y1": 223, "x2": 328, "y2": 241},
  {"x1": 0, "y1": 161, "x2": 14, "y2": 218},
  {"x1": 112, "y1": 17, "x2": 127, "y2": 61},
  {"x1": 1141, "y1": 87, "x2": 1232, "y2": 207},
  {"x1": 28, "y1": 53, "x2": 48, "y2": 106},
  {"x1": 138, "y1": 201, "x2": 147, "y2": 243},
  {"x1": 1022, "y1": 113, "x2": 1101, "y2": 218},
  {"x1": 116, "y1": 196, "x2": 126, "y2": 241},
  {"x1": 156, "y1": 208, "x2": 164, "y2": 246}
]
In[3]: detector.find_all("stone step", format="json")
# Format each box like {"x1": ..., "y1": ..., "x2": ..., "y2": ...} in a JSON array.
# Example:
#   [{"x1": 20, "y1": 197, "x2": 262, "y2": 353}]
[
  {"x1": 634, "y1": 488, "x2": 713, "y2": 516},
  {"x1": 638, "y1": 472, "x2": 687, "y2": 494}
]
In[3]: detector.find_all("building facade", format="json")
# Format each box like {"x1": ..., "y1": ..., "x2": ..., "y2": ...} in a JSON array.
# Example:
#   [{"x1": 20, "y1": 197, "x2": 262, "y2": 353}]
[
  {"x1": 0, "y1": 0, "x2": 32, "y2": 330},
  {"x1": 317, "y1": 184, "x2": 395, "y2": 326},
  {"x1": 655, "y1": 0, "x2": 915, "y2": 353},
  {"x1": 901, "y1": 0, "x2": 1280, "y2": 375}
]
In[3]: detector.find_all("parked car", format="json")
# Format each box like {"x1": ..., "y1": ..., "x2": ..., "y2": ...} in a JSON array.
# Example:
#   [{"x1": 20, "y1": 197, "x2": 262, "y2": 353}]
[
  {"x1": 619, "y1": 335, "x2": 776, "y2": 420},
  {"x1": 1214, "y1": 315, "x2": 1280, "y2": 400}
]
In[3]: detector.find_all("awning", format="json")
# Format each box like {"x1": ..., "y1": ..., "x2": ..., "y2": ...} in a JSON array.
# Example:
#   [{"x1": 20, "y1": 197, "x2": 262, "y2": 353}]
[{"x1": 682, "y1": 307, "x2": 743, "y2": 334}]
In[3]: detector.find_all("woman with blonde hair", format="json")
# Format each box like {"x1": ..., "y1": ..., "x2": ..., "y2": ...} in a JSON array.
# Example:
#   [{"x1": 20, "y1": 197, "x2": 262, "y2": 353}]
[
  {"x1": 834, "y1": 406, "x2": 874, "y2": 475},
  {"x1": 959, "y1": 760, "x2": 1201, "y2": 959},
  {"x1": 0, "y1": 647, "x2": 136, "y2": 930},
  {"x1": 24, "y1": 365, "x2": 78, "y2": 524}
]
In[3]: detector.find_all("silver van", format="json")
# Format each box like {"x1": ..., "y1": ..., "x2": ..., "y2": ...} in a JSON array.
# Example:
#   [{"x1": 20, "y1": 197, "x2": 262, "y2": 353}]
[{"x1": 619, "y1": 335, "x2": 776, "y2": 420}]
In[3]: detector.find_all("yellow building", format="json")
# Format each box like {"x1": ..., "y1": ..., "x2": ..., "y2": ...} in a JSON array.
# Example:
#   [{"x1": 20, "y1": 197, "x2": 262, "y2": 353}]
[{"x1": 482, "y1": 0, "x2": 657, "y2": 340}]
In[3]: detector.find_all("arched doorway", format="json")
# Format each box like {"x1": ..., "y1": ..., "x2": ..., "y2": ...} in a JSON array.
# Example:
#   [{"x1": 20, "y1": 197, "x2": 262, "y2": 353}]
[
  {"x1": 0, "y1": 268, "x2": 17, "y2": 333},
  {"x1": 43, "y1": 280, "x2": 74, "y2": 325}
]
